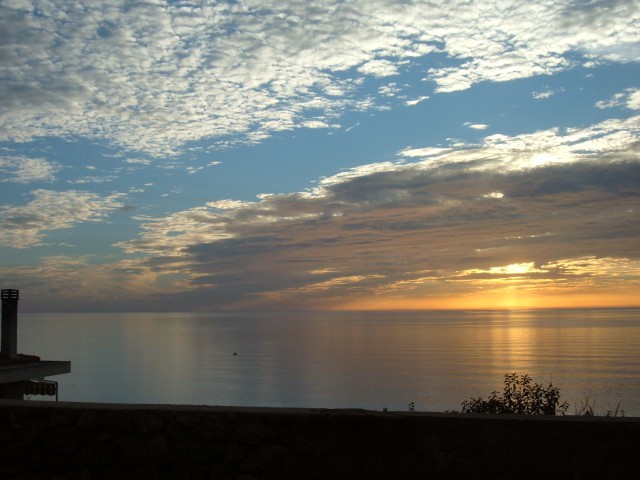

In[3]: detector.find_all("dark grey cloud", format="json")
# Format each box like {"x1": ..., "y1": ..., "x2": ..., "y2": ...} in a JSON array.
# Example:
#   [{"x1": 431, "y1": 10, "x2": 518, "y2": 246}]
[{"x1": 109, "y1": 117, "x2": 640, "y2": 309}]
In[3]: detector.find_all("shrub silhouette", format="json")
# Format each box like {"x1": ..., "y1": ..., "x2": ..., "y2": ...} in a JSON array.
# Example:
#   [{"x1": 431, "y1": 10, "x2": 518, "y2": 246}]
[{"x1": 461, "y1": 373, "x2": 569, "y2": 415}]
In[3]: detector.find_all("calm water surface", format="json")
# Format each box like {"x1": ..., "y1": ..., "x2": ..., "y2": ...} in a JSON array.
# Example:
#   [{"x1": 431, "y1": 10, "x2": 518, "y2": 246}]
[{"x1": 18, "y1": 309, "x2": 640, "y2": 415}]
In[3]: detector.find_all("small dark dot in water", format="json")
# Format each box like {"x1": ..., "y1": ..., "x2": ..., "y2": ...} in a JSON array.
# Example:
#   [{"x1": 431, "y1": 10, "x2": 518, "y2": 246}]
[{"x1": 233, "y1": 352, "x2": 237, "y2": 355}]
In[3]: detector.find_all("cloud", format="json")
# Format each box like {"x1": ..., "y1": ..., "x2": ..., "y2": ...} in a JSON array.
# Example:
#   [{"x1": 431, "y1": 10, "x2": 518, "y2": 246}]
[
  {"x1": 630, "y1": 90, "x2": 640, "y2": 110},
  {"x1": 378, "y1": 83, "x2": 402, "y2": 97},
  {"x1": 405, "y1": 96, "x2": 429, "y2": 106},
  {"x1": 0, "y1": 189, "x2": 126, "y2": 248},
  {"x1": 0, "y1": 156, "x2": 58, "y2": 183},
  {"x1": 357, "y1": 59, "x2": 400, "y2": 77},
  {"x1": 425, "y1": 1, "x2": 640, "y2": 92},
  {"x1": 457, "y1": 262, "x2": 547, "y2": 277},
  {"x1": 0, "y1": 1, "x2": 637, "y2": 155},
  {"x1": 399, "y1": 147, "x2": 452, "y2": 158},
  {"x1": 125, "y1": 159, "x2": 151, "y2": 165},
  {"x1": 111, "y1": 116, "x2": 640, "y2": 309},
  {"x1": 466, "y1": 123, "x2": 489, "y2": 130},
  {"x1": 0, "y1": 254, "x2": 177, "y2": 312},
  {"x1": 596, "y1": 88, "x2": 640, "y2": 110},
  {"x1": 70, "y1": 175, "x2": 118, "y2": 185},
  {"x1": 183, "y1": 160, "x2": 224, "y2": 174},
  {"x1": 533, "y1": 90, "x2": 554, "y2": 100},
  {"x1": 482, "y1": 192, "x2": 504, "y2": 199},
  {"x1": 532, "y1": 87, "x2": 564, "y2": 100}
]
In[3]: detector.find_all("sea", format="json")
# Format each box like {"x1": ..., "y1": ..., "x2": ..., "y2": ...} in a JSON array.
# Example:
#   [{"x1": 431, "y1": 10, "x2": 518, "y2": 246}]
[{"x1": 18, "y1": 308, "x2": 640, "y2": 416}]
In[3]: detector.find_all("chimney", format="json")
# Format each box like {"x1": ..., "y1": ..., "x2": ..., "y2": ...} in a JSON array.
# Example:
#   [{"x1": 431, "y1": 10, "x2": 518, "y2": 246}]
[{"x1": 1, "y1": 289, "x2": 19, "y2": 359}]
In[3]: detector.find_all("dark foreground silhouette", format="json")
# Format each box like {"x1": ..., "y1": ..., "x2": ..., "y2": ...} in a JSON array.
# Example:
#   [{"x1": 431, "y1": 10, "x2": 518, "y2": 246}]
[{"x1": 1, "y1": 400, "x2": 638, "y2": 480}]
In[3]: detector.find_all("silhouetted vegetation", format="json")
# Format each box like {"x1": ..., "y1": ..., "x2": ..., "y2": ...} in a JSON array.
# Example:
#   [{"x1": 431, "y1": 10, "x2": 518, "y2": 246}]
[
  {"x1": 461, "y1": 373, "x2": 569, "y2": 415},
  {"x1": 575, "y1": 398, "x2": 625, "y2": 417}
]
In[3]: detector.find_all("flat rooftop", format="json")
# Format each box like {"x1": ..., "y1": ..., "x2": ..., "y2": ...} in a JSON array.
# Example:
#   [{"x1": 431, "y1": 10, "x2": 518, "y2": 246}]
[{"x1": 0, "y1": 358, "x2": 71, "y2": 384}]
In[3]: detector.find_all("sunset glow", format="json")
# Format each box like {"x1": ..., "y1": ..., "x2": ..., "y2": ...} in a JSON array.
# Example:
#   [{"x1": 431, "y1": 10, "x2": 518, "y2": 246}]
[{"x1": 336, "y1": 292, "x2": 640, "y2": 312}]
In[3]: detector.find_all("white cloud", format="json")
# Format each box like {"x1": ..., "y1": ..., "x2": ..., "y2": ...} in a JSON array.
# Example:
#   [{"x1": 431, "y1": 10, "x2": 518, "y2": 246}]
[
  {"x1": 402, "y1": 116, "x2": 640, "y2": 173},
  {"x1": 425, "y1": 1, "x2": 639, "y2": 92},
  {"x1": 70, "y1": 175, "x2": 118, "y2": 185},
  {"x1": 398, "y1": 147, "x2": 452, "y2": 158},
  {"x1": 0, "y1": 189, "x2": 126, "y2": 248},
  {"x1": 0, "y1": 156, "x2": 58, "y2": 183},
  {"x1": 466, "y1": 123, "x2": 489, "y2": 130},
  {"x1": 378, "y1": 83, "x2": 401, "y2": 97},
  {"x1": 125, "y1": 159, "x2": 151, "y2": 165},
  {"x1": 472, "y1": 116, "x2": 640, "y2": 171},
  {"x1": 533, "y1": 91, "x2": 553, "y2": 100},
  {"x1": 301, "y1": 120, "x2": 339, "y2": 129},
  {"x1": 482, "y1": 192, "x2": 504, "y2": 199},
  {"x1": 459, "y1": 262, "x2": 546, "y2": 277},
  {"x1": 596, "y1": 88, "x2": 640, "y2": 110},
  {"x1": 629, "y1": 90, "x2": 640, "y2": 110},
  {"x1": 357, "y1": 59, "x2": 399, "y2": 77},
  {"x1": 532, "y1": 88, "x2": 560, "y2": 100},
  {"x1": 185, "y1": 160, "x2": 224, "y2": 175},
  {"x1": 0, "y1": 1, "x2": 637, "y2": 155},
  {"x1": 405, "y1": 96, "x2": 429, "y2": 106}
]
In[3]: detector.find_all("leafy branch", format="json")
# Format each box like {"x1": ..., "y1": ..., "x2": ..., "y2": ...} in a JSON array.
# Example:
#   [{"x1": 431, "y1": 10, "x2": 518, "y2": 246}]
[{"x1": 461, "y1": 373, "x2": 569, "y2": 416}]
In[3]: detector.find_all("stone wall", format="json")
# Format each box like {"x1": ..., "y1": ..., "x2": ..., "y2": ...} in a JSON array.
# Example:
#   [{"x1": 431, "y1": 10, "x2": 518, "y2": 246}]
[{"x1": 1, "y1": 400, "x2": 638, "y2": 480}]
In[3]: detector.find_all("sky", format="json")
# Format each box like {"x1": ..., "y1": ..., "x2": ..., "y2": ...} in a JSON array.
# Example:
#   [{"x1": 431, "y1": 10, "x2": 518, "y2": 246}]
[{"x1": 1, "y1": 0, "x2": 639, "y2": 313}]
